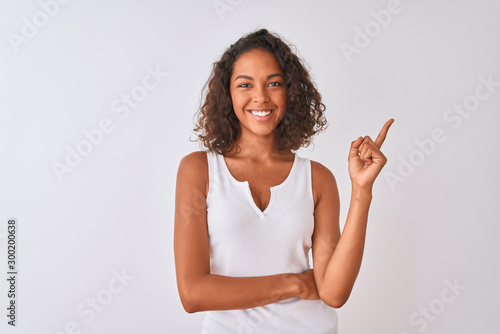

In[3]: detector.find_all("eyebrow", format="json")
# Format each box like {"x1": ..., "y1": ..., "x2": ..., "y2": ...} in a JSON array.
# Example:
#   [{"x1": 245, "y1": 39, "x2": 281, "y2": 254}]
[{"x1": 233, "y1": 73, "x2": 284, "y2": 82}]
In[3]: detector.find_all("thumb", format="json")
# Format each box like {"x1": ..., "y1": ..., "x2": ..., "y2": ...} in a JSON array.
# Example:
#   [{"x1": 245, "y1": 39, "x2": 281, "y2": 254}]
[{"x1": 348, "y1": 136, "x2": 363, "y2": 160}]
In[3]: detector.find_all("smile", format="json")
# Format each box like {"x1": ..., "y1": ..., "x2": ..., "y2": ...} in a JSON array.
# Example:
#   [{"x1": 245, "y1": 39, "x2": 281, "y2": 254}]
[{"x1": 247, "y1": 109, "x2": 274, "y2": 117}]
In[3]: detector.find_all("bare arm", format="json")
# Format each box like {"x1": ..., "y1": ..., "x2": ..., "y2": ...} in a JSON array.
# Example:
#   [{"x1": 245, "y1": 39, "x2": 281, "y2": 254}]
[
  {"x1": 173, "y1": 151, "x2": 318, "y2": 313},
  {"x1": 311, "y1": 167, "x2": 371, "y2": 308},
  {"x1": 312, "y1": 119, "x2": 394, "y2": 308}
]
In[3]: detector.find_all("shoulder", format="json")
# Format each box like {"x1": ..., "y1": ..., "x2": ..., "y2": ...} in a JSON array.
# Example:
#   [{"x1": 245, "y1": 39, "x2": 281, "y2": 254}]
[
  {"x1": 309, "y1": 159, "x2": 338, "y2": 207},
  {"x1": 179, "y1": 150, "x2": 208, "y2": 168},
  {"x1": 310, "y1": 159, "x2": 336, "y2": 184},
  {"x1": 177, "y1": 151, "x2": 209, "y2": 196}
]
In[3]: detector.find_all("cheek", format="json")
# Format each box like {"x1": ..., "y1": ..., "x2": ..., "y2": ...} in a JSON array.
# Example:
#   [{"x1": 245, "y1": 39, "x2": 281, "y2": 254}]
[
  {"x1": 230, "y1": 91, "x2": 246, "y2": 106},
  {"x1": 277, "y1": 91, "x2": 287, "y2": 107}
]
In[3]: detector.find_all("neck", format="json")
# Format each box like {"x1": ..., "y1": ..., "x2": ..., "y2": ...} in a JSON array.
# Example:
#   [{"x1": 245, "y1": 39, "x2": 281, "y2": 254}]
[{"x1": 225, "y1": 131, "x2": 289, "y2": 160}]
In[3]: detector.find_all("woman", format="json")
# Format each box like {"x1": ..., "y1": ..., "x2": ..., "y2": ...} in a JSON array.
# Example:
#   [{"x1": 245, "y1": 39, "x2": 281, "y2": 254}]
[{"x1": 174, "y1": 28, "x2": 394, "y2": 333}]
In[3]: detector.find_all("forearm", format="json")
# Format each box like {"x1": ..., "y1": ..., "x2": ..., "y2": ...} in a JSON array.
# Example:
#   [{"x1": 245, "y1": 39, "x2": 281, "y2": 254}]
[
  {"x1": 319, "y1": 185, "x2": 372, "y2": 306},
  {"x1": 180, "y1": 272, "x2": 300, "y2": 313}
]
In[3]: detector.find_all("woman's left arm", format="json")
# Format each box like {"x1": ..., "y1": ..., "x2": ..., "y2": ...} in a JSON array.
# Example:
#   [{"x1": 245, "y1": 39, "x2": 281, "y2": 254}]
[{"x1": 311, "y1": 119, "x2": 394, "y2": 308}]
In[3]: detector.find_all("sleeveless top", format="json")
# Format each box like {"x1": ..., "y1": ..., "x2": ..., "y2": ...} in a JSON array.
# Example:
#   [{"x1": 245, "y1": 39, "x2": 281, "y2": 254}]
[{"x1": 201, "y1": 150, "x2": 338, "y2": 334}]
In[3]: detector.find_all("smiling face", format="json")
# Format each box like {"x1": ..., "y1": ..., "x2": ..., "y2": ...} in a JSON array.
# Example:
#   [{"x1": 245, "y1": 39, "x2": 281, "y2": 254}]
[{"x1": 229, "y1": 48, "x2": 287, "y2": 143}]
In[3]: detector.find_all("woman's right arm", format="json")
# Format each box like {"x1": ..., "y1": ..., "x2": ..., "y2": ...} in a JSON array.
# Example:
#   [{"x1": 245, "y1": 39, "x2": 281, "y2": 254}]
[{"x1": 173, "y1": 151, "x2": 318, "y2": 313}]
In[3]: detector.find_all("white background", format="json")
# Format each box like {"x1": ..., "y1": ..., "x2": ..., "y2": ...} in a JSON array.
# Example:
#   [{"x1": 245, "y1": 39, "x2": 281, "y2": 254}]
[{"x1": 1, "y1": 0, "x2": 499, "y2": 333}]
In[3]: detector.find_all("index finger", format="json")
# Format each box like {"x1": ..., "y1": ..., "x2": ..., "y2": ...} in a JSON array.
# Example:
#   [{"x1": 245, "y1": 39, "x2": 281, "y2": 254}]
[{"x1": 374, "y1": 118, "x2": 394, "y2": 149}]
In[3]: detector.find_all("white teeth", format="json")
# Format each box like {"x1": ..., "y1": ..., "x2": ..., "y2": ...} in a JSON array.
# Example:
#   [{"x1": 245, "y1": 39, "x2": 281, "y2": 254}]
[{"x1": 250, "y1": 110, "x2": 272, "y2": 117}]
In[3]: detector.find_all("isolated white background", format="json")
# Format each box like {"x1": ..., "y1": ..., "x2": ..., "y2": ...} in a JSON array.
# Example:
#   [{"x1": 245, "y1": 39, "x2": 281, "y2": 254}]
[{"x1": 1, "y1": 0, "x2": 499, "y2": 333}]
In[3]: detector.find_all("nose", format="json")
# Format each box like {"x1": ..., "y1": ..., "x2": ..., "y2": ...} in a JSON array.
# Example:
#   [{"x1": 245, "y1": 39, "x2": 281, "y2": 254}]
[{"x1": 253, "y1": 86, "x2": 269, "y2": 103}]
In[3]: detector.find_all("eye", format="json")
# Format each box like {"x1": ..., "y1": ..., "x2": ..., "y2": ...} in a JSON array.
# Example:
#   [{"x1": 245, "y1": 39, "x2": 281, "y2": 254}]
[
  {"x1": 268, "y1": 81, "x2": 282, "y2": 87},
  {"x1": 237, "y1": 83, "x2": 251, "y2": 88}
]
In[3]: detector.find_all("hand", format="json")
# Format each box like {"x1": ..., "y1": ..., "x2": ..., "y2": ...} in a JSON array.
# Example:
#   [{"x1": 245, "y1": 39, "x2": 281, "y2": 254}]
[
  {"x1": 348, "y1": 118, "x2": 394, "y2": 190},
  {"x1": 295, "y1": 269, "x2": 320, "y2": 300}
]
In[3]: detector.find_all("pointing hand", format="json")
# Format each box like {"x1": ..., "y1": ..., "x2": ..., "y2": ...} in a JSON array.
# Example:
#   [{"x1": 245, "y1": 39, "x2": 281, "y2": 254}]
[{"x1": 348, "y1": 119, "x2": 394, "y2": 190}]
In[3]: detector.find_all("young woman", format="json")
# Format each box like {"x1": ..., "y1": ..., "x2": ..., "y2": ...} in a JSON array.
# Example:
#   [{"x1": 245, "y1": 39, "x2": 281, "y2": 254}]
[{"x1": 174, "y1": 28, "x2": 394, "y2": 333}]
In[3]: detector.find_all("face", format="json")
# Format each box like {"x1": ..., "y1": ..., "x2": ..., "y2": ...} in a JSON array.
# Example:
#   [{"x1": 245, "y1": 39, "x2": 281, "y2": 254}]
[{"x1": 229, "y1": 48, "x2": 287, "y2": 141}]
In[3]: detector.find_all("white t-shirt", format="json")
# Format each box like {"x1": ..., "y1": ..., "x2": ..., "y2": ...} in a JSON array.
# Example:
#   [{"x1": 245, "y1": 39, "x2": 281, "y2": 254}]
[{"x1": 201, "y1": 150, "x2": 338, "y2": 334}]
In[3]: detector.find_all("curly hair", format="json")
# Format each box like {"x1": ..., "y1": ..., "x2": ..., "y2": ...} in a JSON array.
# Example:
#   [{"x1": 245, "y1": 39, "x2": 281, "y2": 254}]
[{"x1": 192, "y1": 28, "x2": 328, "y2": 154}]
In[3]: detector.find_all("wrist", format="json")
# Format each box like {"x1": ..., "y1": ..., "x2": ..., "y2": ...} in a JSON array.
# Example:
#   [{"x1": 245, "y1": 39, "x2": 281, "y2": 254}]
[
  {"x1": 351, "y1": 185, "x2": 373, "y2": 201},
  {"x1": 280, "y1": 273, "x2": 302, "y2": 299}
]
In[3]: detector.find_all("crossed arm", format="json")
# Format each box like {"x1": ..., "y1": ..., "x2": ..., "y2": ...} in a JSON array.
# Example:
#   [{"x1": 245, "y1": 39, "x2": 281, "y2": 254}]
[
  {"x1": 173, "y1": 150, "x2": 374, "y2": 312},
  {"x1": 173, "y1": 151, "x2": 319, "y2": 313}
]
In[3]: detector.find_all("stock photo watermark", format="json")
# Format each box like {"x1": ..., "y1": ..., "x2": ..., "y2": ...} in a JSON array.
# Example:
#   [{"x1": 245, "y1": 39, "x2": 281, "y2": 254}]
[
  {"x1": 398, "y1": 277, "x2": 467, "y2": 334},
  {"x1": 6, "y1": 218, "x2": 18, "y2": 326},
  {"x1": 213, "y1": 0, "x2": 244, "y2": 21},
  {"x1": 384, "y1": 74, "x2": 499, "y2": 191},
  {"x1": 7, "y1": 0, "x2": 72, "y2": 54},
  {"x1": 340, "y1": 0, "x2": 421, "y2": 63},
  {"x1": 47, "y1": 268, "x2": 134, "y2": 334},
  {"x1": 51, "y1": 64, "x2": 169, "y2": 183}
]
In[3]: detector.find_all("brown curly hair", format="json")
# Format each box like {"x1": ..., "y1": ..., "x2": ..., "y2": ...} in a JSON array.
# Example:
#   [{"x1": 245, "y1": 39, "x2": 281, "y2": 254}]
[{"x1": 192, "y1": 28, "x2": 328, "y2": 154}]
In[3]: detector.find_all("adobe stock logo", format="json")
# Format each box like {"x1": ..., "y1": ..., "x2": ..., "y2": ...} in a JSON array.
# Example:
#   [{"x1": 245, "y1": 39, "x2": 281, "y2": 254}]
[
  {"x1": 213, "y1": 0, "x2": 244, "y2": 21},
  {"x1": 398, "y1": 277, "x2": 466, "y2": 334},
  {"x1": 384, "y1": 74, "x2": 499, "y2": 191},
  {"x1": 51, "y1": 64, "x2": 169, "y2": 182},
  {"x1": 7, "y1": 0, "x2": 72, "y2": 54},
  {"x1": 47, "y1": 268, "x2": 134, "y2": 334},
  {"x1": 340, "y1": 0, "x2": 404, "y2": 63}
]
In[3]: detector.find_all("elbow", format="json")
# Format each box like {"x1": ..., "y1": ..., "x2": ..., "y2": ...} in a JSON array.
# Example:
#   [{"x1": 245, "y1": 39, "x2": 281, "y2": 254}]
[
  {"x1": 319, "y1": 289, "x2": 350, "y2": 309},
  {"x1": 177, "y1": 273, "x2": 212, "y2": 313},
  {"x1": 182, "y1": 302, "x2": 200, "y2": 314},
  {"x1": 323, "y1": 297, "x2": 347, "y2": 309},
  {"x1": 178, "y1": 283, "x2": 203, "y2": 314},
  {"x1": 179, "y1": 292, "x2": 202, "y2": 314}
]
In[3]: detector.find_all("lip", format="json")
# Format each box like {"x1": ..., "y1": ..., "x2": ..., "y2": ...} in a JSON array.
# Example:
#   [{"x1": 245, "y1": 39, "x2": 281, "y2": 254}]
[{"x1": 247, "y1": 109, "x2": 275, "y2": 122}]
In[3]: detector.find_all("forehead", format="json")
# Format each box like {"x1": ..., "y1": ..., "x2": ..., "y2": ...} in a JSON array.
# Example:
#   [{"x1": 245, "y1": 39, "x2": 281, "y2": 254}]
[{"x1": 231, "y1": 49, "x2": 282, "y2": 76}]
